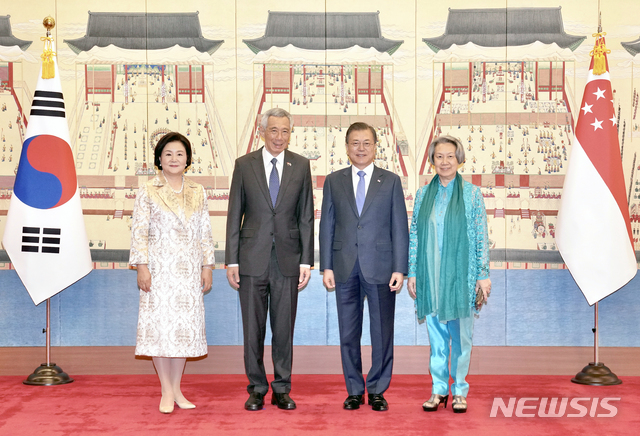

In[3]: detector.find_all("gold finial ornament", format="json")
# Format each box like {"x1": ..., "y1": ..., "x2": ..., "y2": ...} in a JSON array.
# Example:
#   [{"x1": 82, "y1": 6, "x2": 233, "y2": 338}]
[
  {"x1": 40, "y1": 16, "x2": 56, "y2": 79},
  {"x1": 43, "y1": 16, "x2": 55, "y2": 33}
]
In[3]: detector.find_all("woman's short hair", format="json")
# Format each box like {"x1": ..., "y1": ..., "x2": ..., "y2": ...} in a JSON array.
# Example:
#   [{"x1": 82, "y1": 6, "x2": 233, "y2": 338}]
[
  {"x1": 427, "y1": 135, "x2": 465, "y2": 165},
  {"x1": 154, "y1": 132, "x2": 192, "y2": 170},
  {"x1": 260, "y1": 107, "x2": 293, "y2": 130},
  {"x1": 345, "y1": 122, "x2": 377, "y2": 145}
]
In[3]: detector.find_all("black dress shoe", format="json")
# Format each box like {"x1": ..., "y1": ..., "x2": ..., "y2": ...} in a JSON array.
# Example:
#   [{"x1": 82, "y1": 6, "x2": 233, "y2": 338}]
[
  {"x1": 368, "y1": 393, "x2": 388, "y2": 411},
  {"x1": 271, "y1": 392, "x2": 296, "y2": 410},
  {"x1": 343, "y1": 394, "x2": 365, "y2": 410},
  {"x1": 244, "y1": 392, "x2": 264, "y2": 411}
]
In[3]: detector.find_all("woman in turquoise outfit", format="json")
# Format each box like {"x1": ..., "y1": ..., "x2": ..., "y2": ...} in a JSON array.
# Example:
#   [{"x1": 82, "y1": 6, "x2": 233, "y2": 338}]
[{"x1": 407, "y1": 135, "x2": 491, "y2": 413}]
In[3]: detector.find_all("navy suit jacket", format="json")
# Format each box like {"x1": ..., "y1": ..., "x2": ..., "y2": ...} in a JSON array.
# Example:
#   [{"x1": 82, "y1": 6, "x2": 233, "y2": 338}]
[
  {"x1": 319, "y1": 165, "x2": 409, "y2": 284},
  {"x1": 225, "y1": 148, "x2": 314, "y2": 277}
]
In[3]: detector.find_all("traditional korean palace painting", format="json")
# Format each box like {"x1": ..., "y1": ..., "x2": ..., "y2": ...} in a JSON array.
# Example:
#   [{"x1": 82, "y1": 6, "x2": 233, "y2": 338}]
[
  {"x1": 418, "y1": 7, "x2": 586, "y2": 254},
  {"x1": 0, "y1": 3, "x2": 639, "y2": 263},
  {"x1": 241, "y1": 11, "x2": 411, "y2": 193}
]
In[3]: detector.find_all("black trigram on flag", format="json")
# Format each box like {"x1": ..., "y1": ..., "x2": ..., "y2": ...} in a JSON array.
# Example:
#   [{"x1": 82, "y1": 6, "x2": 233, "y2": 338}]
[
  {"x1": 30, "y1": 90, "x2": 65, "y2": 118},
  {"x1": 21, "y1": 227, "x2": 61, "y2": 254}
]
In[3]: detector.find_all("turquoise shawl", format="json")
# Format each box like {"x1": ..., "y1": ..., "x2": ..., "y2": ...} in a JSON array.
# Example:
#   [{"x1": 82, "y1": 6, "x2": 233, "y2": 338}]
[{"x1": 415, "y1": 172, "x2": 470, "y2": 321}]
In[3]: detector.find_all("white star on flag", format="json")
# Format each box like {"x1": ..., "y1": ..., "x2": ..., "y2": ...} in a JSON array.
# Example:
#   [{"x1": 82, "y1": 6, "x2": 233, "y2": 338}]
[
  {"x1": 556, "y1": 35, "x2": 637, "y2": 305},
  {"x1": 593, "y1": 87, "x2": 606, "y2": 100}
]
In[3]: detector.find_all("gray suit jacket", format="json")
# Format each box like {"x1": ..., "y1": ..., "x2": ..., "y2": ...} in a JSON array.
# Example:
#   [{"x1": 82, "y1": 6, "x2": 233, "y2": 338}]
[
  {"x1": 225, "y1": 148, "x2": 314, "y2": 277},
  {"x1": 319, "y1": 165, "x2": 408, "y2": 284}
]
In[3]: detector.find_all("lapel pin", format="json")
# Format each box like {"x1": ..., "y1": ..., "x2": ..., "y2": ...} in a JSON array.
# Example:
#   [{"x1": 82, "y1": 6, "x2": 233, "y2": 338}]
[
  {"x1": 287, "y1": 162, "x2": 292, "y2": 166},
  {"x1": 377, "y1": 179, "x2": 381, "y2": 183}
]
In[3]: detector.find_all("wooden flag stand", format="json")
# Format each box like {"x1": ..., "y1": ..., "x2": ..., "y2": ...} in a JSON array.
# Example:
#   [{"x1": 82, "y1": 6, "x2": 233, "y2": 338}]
[
  {"x1": 571, "y1": 302, "x2": 621, "y2": 386},
  {"x1": 23, "y1": 299, "x2": 74, "y2": 386}
]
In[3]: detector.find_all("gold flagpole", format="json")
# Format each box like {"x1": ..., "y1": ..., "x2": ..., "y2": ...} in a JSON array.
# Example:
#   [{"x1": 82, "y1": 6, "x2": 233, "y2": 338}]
[
  {"x1": 22, "y1": 17, "x2": 73, "y2": 387},
  {"x1": 570, "y1": 8, "x2": 621, "y2": 387}
]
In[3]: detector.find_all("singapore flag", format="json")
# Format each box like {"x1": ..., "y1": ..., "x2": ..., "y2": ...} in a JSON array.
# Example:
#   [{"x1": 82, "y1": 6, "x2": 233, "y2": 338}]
[
  {"x1": 2, "y1": 41, "x2": 92, "y2": 305},
  {"x1": 556, "y1": 35, "x2": 637, "y2": 305}
]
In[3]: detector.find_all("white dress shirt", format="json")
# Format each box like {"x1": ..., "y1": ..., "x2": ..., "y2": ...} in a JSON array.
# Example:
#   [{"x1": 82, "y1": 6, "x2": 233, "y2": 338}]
[
  {"x1": 263, "y1": 147, "x2": 284, "y2": 186},
  {"x1": 351, "y1": 162, "x2": 374, "y2": 199}
]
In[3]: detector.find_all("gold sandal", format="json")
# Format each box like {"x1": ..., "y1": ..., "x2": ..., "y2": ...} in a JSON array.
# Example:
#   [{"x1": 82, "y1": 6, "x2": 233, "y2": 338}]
[
  {"x1": 452, "y1": 395, "x2": 467, "y2": 413},
  {"x1": 422, "y1": 394, "x2": 449, "y2": 411}
]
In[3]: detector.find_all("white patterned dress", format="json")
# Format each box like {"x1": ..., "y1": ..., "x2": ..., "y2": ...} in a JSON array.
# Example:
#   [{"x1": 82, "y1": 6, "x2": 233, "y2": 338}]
[{"x1": 129, "y1": 175, "x2": 215, "y2": 357}]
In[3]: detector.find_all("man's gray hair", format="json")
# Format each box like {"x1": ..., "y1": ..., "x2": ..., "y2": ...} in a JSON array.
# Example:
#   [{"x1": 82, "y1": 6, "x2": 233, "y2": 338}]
[
  {"x1": 427, "y1": 135, "x2": 465, "y2": 165},
  {"x1": 260, "y1": 108, "x2": 294, "y2": 130}
]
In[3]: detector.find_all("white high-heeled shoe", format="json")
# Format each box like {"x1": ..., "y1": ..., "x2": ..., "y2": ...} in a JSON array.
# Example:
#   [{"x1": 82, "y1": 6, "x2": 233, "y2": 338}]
[
  {"x1": 175, "y1": 399, "x2": 196, "y2": 409},
  {"x1": 159, "y1": 395, "x2": 175, "y2": 414}
]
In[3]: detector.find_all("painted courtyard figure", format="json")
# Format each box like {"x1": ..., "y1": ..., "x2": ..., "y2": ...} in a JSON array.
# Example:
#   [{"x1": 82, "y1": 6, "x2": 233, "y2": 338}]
[
  {"x1": 407, "y1": 135, "x2": 491, "y2": 413},
  {"x1": 130, "y1": 132, "x2": 215, "y2": 414},
  {"x1": 319, "y1": 122, "x2": 408, "y2": 412},
  {"x1": 225, "y1": 108, "x2": 314, "y2": 411}
]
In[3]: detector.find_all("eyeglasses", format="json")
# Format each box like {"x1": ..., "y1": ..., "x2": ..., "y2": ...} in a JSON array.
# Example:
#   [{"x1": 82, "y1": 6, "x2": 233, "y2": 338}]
[
  {"x1": 266, "y1": 128, "x2": 290, "y2": 136},
  {"x1": 348, "y1": 141, "x2": 375, "y2": 149}
]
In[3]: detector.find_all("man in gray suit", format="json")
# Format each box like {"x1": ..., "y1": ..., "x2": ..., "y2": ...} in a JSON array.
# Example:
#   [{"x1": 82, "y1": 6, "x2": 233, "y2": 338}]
[
  {"x1": 226, "y1": 108, "x2": 314, "y2": 411},
  {"x1": 319, "y1": 122, "x2": 408, "y2": 411}
]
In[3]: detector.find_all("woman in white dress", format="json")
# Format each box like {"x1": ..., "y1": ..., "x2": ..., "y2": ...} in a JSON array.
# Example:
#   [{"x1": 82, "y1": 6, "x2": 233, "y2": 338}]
[{"x1": 130, "y1": 132, "x2": 215, "y2": 413}]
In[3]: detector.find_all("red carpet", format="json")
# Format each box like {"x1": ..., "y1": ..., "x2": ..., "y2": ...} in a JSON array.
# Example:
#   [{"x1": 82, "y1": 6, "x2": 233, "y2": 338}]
[{"x1": 1, "y1": 374, "x2": 638, "y2": 435}]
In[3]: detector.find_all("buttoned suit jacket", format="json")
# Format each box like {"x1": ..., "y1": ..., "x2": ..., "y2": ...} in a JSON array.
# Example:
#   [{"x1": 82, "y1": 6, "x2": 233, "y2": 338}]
[
  {"x1": 319, "y1": 165, "x2": 408, "y2": 284},
  {"x1": 225, "y1": 147, "x2": 314, "y2": 277}
]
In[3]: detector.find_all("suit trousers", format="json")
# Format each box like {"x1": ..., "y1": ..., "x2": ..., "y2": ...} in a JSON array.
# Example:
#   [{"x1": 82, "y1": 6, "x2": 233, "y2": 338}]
[
  {"x1": 426, "y1": 312, "x2": 474, "y2": 397},
  {"x1": 335, "y1": 258, "x2": 396, "y2": 396},
  {"x1": 238, "y1": 243, "x2": 298, "y2": 395}
]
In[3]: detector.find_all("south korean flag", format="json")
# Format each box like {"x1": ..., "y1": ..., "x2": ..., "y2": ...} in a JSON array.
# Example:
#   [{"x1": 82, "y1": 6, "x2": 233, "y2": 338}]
[{"x1": 2, "y1": 40, "x2": 92, "y2": 305}]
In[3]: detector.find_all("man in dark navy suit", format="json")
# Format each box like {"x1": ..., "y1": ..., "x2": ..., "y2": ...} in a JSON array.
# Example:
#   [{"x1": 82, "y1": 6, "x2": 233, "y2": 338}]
[{"x1": 319, "y1": 122, "x2": 408, "y2": 411}]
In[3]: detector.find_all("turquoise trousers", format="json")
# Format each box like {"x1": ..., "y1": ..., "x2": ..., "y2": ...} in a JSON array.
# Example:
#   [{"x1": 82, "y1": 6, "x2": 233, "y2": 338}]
[{"x1": 426, "y1": 312, "x2": 474, "y2": 397}]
